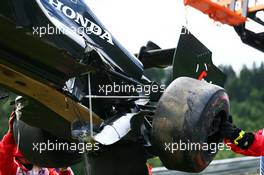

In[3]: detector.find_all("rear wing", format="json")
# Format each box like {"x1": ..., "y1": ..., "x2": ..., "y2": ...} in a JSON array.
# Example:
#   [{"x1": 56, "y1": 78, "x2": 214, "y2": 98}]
[
  {"x1": 173, "y1": 27, "x2": 227, "y2": 87},
  {"x1": 138, "y1": 27, "x2": 227, "y2": 87}
]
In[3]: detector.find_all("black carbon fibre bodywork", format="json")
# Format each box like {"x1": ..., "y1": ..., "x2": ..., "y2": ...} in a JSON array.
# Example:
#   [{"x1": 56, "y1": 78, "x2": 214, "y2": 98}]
[{"x1": 0, "y1": 0, "x2": 144, "y2": 87}]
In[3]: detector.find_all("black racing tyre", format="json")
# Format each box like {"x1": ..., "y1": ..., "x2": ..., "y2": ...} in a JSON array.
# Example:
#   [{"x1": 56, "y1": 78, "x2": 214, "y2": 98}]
[
  {"x1": 14, "y1": 98, "x2": 73, "y2": 140},
  {"x1": 13, "y1": 119, "x2": 82, "y2": 168},
  {"x1": 152, "y1": 77, "x2": 230, "y2": 172}
]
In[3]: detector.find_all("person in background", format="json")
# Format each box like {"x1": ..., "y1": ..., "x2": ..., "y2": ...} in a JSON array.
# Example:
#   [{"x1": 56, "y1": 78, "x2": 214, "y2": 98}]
[
  {"x1": 220, "y1": 116, "x2": 264, "y2": 174},
  {"x1": 0, "y1": 112, "x2": 74, "y2": 175}
]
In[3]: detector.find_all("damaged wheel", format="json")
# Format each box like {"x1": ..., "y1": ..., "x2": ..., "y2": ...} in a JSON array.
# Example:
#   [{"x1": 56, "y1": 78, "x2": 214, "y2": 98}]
[
  {"x1": 13, "y1": 119, "x2": 82, "y2": 168},
  {"x1": 151, "y1": 77, "x2": 230, "y2": 173}
]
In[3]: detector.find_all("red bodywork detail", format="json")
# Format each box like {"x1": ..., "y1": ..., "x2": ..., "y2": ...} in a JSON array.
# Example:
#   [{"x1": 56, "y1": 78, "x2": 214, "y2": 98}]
[{"x1": 198, "y1": 71, "x2": 208, "y2": 80}]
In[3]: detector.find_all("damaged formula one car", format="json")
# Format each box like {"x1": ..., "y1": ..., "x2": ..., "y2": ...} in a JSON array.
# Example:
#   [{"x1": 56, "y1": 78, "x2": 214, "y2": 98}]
[{"x1": 0, "y1": 0, "x2": 230, "y2": 174}]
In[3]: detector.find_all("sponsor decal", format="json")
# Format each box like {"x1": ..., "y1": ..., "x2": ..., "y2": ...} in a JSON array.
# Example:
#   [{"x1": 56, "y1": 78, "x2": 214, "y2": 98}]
[{"x1": 47, "y1": 0, "x2": 114, "y2": 45}]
